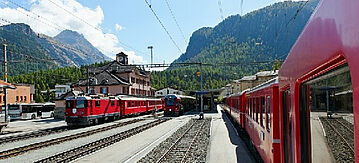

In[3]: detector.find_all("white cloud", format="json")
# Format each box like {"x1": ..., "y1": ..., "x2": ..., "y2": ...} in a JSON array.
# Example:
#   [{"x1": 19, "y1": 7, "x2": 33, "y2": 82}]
[
  {"x1": 115, "y1": 23, "x2": 123, "y2": 31},
  {"x1": 0, "y1": 0, "x2": 143, "y2": 63}
]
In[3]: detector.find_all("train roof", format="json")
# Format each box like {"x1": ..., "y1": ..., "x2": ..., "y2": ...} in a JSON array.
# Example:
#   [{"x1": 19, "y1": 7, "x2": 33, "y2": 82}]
[
  {"x1": 165, "y1": 94, "x2": 196, "y2": 100},
  {"x1": 247, "y1": 77, "x2": 278, "y2": 94},
  {"x1": 116, "y1": 95, "x2": 161, "y2": 101}
]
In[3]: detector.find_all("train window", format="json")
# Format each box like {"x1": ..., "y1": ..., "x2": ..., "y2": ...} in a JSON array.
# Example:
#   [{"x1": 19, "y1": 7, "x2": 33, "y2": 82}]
[
  {"x1": 260, "y1": 96, "x2": 265, "y2": 128},
  {"x1": 256, "y1": 98, "x2": 259, "y2": 123},
  {"x1": 111, "y1": 101, "x2": 115, "y2": 106},
  {"x1": 95, "y1": 101, "x2": 100, "y2": 107},
  {"x1": 66, "y1": 100, "x2": 74, "y2": 108},
  {"x1": 252, "y1": 98, "x2": 256, "y2": 120},
  {"x1": 266, "y1": 96, "x2": 270, "y2": 132},
  {"x1": 128, "y1": 101, "x2": 131, "y2": 107},
  {"x1": 89, "y1": 101, "x2": 92, "y2": 107},
  {"x1": 302, "y1": 64, "x2": 353, "y2": 162},
  {"x1": 76, "y1": 100, "x2": 87, "y2": 108}
]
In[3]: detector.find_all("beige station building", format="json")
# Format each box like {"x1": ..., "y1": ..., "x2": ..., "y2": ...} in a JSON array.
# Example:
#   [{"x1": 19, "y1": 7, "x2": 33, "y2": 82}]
[
  {"x1": 73, "y1": 52, "x2": 155, "y2": 96},
  {"x1": 0, "y1": 81, "x2": 34, "y2": 105}
]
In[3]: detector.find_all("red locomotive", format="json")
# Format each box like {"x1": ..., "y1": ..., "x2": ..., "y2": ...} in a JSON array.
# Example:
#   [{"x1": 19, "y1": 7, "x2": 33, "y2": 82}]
[
  {"x1": 163, "y1": 94, "x2": 196, "y2": 116},
  {"x1": 65, "y1": 95, "x2": 162, "y2": 126},
  {"x1": 225, "y1": 0, "x2": 358, "y2": 162}
]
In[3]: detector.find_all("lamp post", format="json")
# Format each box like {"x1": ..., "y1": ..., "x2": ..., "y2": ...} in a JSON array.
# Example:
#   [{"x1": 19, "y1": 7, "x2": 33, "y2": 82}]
[{"x1": 147, "y1": 46, "x2": 153, "y2": 67}]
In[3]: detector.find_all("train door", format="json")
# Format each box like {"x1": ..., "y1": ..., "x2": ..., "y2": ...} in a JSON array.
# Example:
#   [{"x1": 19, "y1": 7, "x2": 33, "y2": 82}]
[
  {"x1": 301, "y1": 64, "x2": 354, "y2": 163},
  {"x1": 282, "y1": 89, "x2": 293, "y2": 163}
]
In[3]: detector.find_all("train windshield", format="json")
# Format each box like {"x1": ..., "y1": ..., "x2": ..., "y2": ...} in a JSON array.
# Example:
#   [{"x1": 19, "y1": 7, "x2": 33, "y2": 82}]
[
  {"x1": 165, "y1": 95, "x2": 177, "y2": 106},
  {"x1": 76, "y1": 100, "x2": 88, "y2": 108}
]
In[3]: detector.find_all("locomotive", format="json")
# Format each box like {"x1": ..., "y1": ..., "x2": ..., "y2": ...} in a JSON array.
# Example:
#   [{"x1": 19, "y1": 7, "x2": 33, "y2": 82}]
[
  {"x1": 65, "y1": 95, "x2": 162, "y2": 126},
  {"x1": 163, "y1": 94, "x2": 196, "y2": 116}
]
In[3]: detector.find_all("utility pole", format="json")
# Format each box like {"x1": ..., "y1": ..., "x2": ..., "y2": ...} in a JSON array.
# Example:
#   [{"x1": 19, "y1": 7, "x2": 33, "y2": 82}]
[
  {"x1": 148, "y1": 46, "x2": 153, "y2": 67},
  {"x1": 86, "y1": 67, "x2": 89, "y2": 94},
  {"x1": 3, "y1": 43, "x2": 8, "y2": 122}
]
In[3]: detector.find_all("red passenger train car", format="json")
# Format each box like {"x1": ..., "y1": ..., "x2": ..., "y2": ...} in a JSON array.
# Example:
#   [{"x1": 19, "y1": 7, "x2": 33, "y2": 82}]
[
  {"x1": 65, "y1": 95, "x2": 162, "y2": 126},
  {"x1": 225, "y1": 0, "x2": 359, "y2": 162},
  {"x1": 225, "y1": 78, "x2": 280, "y2": 163}
]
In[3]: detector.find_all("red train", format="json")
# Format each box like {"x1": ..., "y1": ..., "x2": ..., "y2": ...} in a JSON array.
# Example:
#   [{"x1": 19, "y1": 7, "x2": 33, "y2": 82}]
[
  {"x1": 225, "y1": 78, "x2": 280, "y2": 163},
  {"x1": 65, "y1": 95, "x2": 163, "y2": 126},
  {"x1": 225, "y1": 0, "x2": 358, "y2": 162},
  {"x1": 163, "y1": 94, "x2": 196, "y2": 116}
]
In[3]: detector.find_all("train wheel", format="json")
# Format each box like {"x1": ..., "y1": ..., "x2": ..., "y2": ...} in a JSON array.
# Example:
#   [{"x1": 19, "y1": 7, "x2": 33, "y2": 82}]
[{"x1": 31, "y1": 114, "x2": 36, "y2": 119}]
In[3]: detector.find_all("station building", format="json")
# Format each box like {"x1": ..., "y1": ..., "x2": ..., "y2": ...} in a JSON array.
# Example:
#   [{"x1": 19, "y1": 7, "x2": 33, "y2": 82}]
[
  {"x1": 0, "y1": 81, "x2": 35, "y2": 105},
  {"x1": 73, "y1": 52, "x2": 155, "y2": 96},
  {"x1": 155, "y1": 87, "x2": 183, "y2": 97}
]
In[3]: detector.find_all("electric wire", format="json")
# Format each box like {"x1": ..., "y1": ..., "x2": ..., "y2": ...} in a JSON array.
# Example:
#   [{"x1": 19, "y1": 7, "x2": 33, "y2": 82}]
[
  {"x1": 144, "y1": 0, "x2": 183, "y2": 53},
  {"x1": 164, "y1": 0, "x2": 187, "y2": 45},
  {"x1": 218, "y1": 0, "x2": 224, "y2": 20}
]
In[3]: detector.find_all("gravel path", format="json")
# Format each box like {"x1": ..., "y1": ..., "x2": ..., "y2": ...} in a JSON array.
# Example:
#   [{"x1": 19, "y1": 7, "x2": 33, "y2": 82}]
[
  {"x1": 139, "y1": 118, "x2": 211, "y2": 163},
  {"x1": 320, "y1": 117, "x2": 355, "y2": 163}
]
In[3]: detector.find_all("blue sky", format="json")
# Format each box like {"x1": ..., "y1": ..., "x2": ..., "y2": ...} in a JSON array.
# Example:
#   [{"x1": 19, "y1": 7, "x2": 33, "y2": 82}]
[{"x1": 0, "y1": 0, "x2": 290, "y2": 64}]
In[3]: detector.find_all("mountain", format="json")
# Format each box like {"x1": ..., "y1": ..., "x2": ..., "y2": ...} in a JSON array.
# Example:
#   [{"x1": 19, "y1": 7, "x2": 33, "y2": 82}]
[
  {"x1": 152, "y1": 0, "x2": 320, "y2": 91},
  {"x1": 0, "y1": 23, "x2": 109, "y2": 75}
]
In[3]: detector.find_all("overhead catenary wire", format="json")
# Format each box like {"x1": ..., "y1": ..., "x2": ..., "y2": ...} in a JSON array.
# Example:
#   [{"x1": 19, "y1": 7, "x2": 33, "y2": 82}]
[
  {"x1": 144, "y1": 0, "x2": 183, "y2": 53},
  {"x1": 47, "y1": 0, "x2": 150, "y2": 57},
  {"x1": 164, "y1": 0, "x2": 187, "y2": 45},
  {"x1": 4, "y1": 0, "x2": 68, "y2": 31},
  {"x1": 218, "y1": 0, "x2": 224, "y2": 20},
  {"x1": 3, "y1": 0, "x2": 150, "y2": 60},
  {"x1": 0, "y1": 0, "x2": 62, "y2": 32},
  {"x1": 273, "y1": 0, "x2": 310, "y2": 61}
]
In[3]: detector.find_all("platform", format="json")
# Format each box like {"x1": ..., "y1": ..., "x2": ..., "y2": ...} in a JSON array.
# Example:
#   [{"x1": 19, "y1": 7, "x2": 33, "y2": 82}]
[
  {"x1": 207, "y1": 106, "x2": 255, "y2": 163},
  {"x1": 310, "y1": 112, "x2": 335, "y2": 163}
]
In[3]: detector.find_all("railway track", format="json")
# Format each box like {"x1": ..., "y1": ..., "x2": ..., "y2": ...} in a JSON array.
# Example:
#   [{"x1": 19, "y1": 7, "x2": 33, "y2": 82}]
[
  {"x1": 0, "y1": 113, "x2": 163, "y2": 145},
  {"x1": 0, "y1": 118, "x2": 144, "y2": 160},
  {"x1": 35, "y1": 119, "x2": 169, "y2": 163},
  {"x1": 155, "y1": 119, "x2": 209, "y2": 163},
  {"x1": 320, "y1": 117, "x2": 354, "y2": 162},
  {"x1": 0, "y1": 126, "x2": 68, "y2": 145}
]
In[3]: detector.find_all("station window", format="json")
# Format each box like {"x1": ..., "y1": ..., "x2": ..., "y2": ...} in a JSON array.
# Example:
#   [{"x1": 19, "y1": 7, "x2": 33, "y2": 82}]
[
  {"x1": 266, "y1": 96, "x2": 271, "y2": 132},
  {"x1": 260, "y1": 96, "x2": 265, "y2": 127},
  {"x1": 16, "y1": 96, "x2": 19, "y2": 102},
  {"x1": 24, "y1": 96, "x2": 27, "y2": 102},
  {"x1": 20, "y1": 96, "x2": 23, "y2": 102}
]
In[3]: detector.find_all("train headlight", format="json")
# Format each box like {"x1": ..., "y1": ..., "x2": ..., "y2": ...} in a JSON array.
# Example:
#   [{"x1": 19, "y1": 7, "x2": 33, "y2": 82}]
[
  {"x1": 72, "y1": 109, "x2": 77, "y2": 114},
  {"x1": 169, "y1": 109, "x2": 172, "y2": 111}
]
